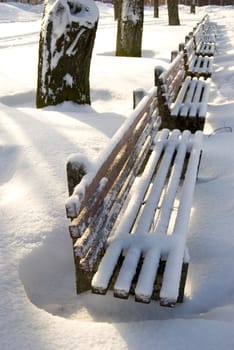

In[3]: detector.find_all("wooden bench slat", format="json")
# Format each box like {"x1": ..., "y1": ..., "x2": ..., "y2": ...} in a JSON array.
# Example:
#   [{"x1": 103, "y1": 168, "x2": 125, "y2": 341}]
[
  {"x1": 185, "y1": 79, "x2": 198, "y2": 103},
  {"x1": 160, "y1": 131, "x2": 203, "y2": 306},
  {"x1": 91, "y1": 241, "x2": 123, "y2": 294},
  {"x1": 192, "y1": 79, "x2": 204, "y2": 104},
  {"x1": 135, "y1": 248, "x2": 161, "y2": 303},
  {"x1": 113, "y1": 247, "x2": 142, "y2": 298},
  {"x1": 134, "y1": 129, "x2": 181, "y2": 234}
]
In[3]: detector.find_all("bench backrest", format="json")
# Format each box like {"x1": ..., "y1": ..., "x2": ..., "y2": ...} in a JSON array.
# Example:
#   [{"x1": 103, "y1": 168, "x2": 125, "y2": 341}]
[
  {"x1": 155, "y1": 52, "x2": 186, "y2": 111},
  {"x1": 201, "y1": 14, "x2": 210, "y2": 33},
  {"x1": 193, "y1": 14, "x2": 210, "y2": 49},
  {"x1": 183, "y1": 36, "x2": 196, "y2": 71},
  {"x1": 193, "y1": 24, "x2": 204, "y2": 49},
  {"x1": 66, "y1": 87, "x2": 161, "y2": 269}
]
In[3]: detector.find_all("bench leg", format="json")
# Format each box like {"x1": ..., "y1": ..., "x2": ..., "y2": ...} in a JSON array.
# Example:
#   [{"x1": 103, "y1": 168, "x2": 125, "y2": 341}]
[
  {"x1": 150, "y1": 260, "x2": 189, "y2": 305},
  {"x1": 74, "y1": 254, "x2": 94, "y2": 293},
  {"x1": 177, "y1": 262, "x2": 189, "y2": 303}
]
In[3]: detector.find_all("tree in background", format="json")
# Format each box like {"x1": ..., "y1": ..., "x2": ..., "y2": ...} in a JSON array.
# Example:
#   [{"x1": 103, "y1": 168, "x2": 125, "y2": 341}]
[
  {"x1": 36, "y1": 0, "x2": 99, "y2": 108},
  {"x1": 153, "y1": 0, "x2": 159, "y2": 18},
  {"x1": 167, "y1": 0, "x2": 180, "y2": 25},
  {"x1": 116, "y1": 0, "x2": 144, "y2": 57}
]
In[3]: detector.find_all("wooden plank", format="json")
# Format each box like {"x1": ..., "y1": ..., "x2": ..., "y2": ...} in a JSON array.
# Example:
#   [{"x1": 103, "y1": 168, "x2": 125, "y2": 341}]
[
  {"x1": 91, "y1": 242, "x2": 123, "y2": 294},
  {"x1": 159, "y1": 131, "x2": 203, "y2": 306},
  {"x1": 193, "y1": 79, "x2": 205, "y2": 104},
  {"x1": 113, "y1": 247, "x2": 142, "y2": 299},
  {"x1": 135, "y1": 248, "x2": 161, "y2": 303},
  {"x1": 185, "y1": 79, "x2": 197, "y2": 104}
]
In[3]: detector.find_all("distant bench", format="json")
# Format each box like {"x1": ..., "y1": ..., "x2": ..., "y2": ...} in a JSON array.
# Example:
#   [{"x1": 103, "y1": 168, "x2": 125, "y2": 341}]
[
  {"x1": 183, "y1": 35, "x2": 214, "y2": 78},
  {"x1": 193, "y1": 15, "x2": 216, "y2": 57},
  {"x1": 156, "y1": 14, "x2": 217, "y2": 132},
  {"x1": 155, "y1": 52, "x2": 210, "y2": 132},
  {"x1": 65, "y1": 87, "x2": 203, "y2": 307}
]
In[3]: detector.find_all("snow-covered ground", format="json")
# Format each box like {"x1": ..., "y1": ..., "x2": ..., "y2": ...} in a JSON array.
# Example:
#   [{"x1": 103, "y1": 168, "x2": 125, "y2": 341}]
[{"x1": 1, "y1": 2, "x2": 234, "y2": 349}]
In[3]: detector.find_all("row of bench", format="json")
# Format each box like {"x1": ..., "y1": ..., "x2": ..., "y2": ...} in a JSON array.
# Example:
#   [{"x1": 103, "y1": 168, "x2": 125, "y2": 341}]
[
  {"x1": 65, "y1": 15, "x2": 217, "y2": 307},
  {"x1": 155, "y1": 14, "x2": 216, "y2": 132}
]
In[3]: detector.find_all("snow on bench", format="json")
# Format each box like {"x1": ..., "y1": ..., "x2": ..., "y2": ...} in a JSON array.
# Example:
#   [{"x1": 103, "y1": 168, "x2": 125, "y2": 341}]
[
  {"x1": 200, "y1": 14, "x2": 217, "y2": 43},
  {"x1": 65, "y1": 92, "x2": 203, "y2": 306},
  {"x1": 183, "y1": 36, "x2": 213, "y2": 78},
  {"x1": 65, "y1": 86, "x2": 161, "y2": 295},
  {"x1": 91, "y1": 129, "x2": 203, "y2": 307},
  {"x1": 193, "y1": 16, "x2": 217, "y2": 57},
  {"x1": 155, "y1": 52, "x2": 210, "y2": 132}
]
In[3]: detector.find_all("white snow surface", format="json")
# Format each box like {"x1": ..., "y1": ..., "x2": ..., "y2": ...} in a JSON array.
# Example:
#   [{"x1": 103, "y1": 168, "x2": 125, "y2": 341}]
[{"x1": 1, "y1": 1, "x2": 234, "y2": 349}]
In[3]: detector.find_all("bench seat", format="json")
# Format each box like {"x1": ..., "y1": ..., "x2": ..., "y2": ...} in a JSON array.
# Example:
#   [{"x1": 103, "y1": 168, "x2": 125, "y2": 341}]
[
  {"x1": 155, "y1": 53, "x2": 210, "y2": 131},
  {"x1": 187, "y1": 55, "x2": 213, "y2": 77},
  {"x1": 170, "y1": 76, "x2": 210, "y2": 119},
  {"x1": 193, "y1": 20, "x2": 216, "y2": 57},
  {"x1": 65, "y1": 84, "x2": 203, "y2": 307},
  {"x1": 196, "y1": 41, "x2": 216, "y2": 57},
  {"x1": 91, "y1": 129, "x2": 203, "y2": 306},
  {"x1": 184, "y1": 37, "x2": 213, "y2": 78}
]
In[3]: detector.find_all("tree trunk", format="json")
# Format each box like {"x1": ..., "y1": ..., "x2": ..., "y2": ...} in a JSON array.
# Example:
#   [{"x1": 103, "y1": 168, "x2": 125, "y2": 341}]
[
  {"x1": 167, "y1": 0, "x2": 180, "y2": 26},
  {"x1": 114, "y1": 0, "x2": 121, "y2": 20},
  {"x1": 36, "y1": 0, "x2": 99, "y2": 108},
  {"x1": 190, "y1": 1, "x2": 196, "y2": 14},
  {"x1": 154, "y1": 0, "x2": 159, "y2": 18},
  {"x1": 116, "y1": 0, "x2": 144, "y2": 57}
]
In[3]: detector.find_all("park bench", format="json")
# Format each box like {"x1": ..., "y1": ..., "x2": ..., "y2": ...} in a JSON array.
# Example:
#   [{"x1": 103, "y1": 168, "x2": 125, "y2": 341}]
[
  {"x1": 183, "y1": 36, "x2": 213, "y2": 78},
  {"x1": 193, "y1": 17, "x2": 216, "y2": 57},
  {"x1": 155, "y1": 52, "x2": 210, "y2": 132},
  {"x1": 201, "y1": 14, "x2": 217, "y2": 42},
  {"x1": 170, "y1": 15, "x2": 217, "y2": 78},
  {"x1": 65, "y1": 87, "x2": 203, "y2": 307}
]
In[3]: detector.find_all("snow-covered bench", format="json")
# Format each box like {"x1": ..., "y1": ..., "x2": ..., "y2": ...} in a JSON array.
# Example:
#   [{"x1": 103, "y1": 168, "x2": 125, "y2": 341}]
[
  {"x1": 200, "y1": 14, "x2": 217, "y2": 42},
  {"x1": 65, "y1": 87, "x2": 203, "y2": 307},
  {"x1": 155, "y1": 52, "x2": 210, "y2": 132},
  {"x1": 183, "y1": 35, "x2": 214, "y2": 78},
  {"x1": 193, "y1": 16, "x2": 216, "y2": 57}
]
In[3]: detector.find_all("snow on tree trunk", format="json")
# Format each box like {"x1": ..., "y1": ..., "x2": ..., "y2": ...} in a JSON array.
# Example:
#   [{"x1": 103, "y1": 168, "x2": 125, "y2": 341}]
[
  {"x1": 167, "y1": 0, "x2": 180, "y2": 26},
  {"x1": 36, "y1": 0, "x2": 99, "y2": 108},
  {"x1": 116, "y1": 0, "x2": 144, "y2": 57}
]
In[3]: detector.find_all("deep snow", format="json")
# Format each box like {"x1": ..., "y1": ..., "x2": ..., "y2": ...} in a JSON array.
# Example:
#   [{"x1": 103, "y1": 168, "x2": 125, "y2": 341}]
[{"x1": 1, "y1": 2, "x2": 234, "y2": 349}]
